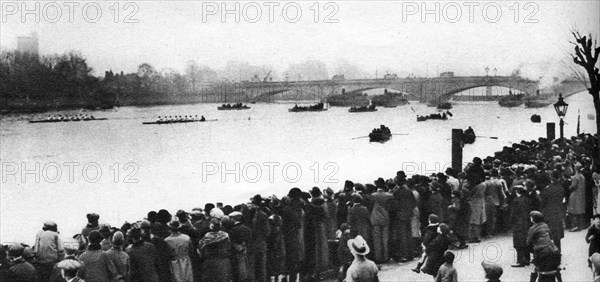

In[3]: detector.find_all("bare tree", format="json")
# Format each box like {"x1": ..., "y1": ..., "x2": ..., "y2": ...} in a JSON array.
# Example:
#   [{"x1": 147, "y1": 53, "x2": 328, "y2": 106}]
[{"x1": 571, "y1": 31, "x2": 600, "y2": 170}]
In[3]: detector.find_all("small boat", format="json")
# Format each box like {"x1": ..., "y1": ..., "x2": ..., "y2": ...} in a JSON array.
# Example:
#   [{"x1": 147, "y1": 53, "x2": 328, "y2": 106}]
[
  {"x1": 530, "y1": 114, "x2": 541, "y2": 123},
  {"x1": 416, "y1": 113, "x2": 449, "y2": 122},
  {"x1": 524, "y1": 99, "x2": 553, "y2": 108},
  {"x1": 498, "y1": 93, "x2": 525, "y2": 107},
  {"x1": 349, "y1": 105, "x2": 377, "y2": 113},
  {"x1": 369, "y1": 125, "x2": 392, "y2": 143},
  {"x1": 462, "y1": 127, "x2": 476, "y2": 144},
  {"x1": 29, "y1": 118, "x2": 107, "y2": 123},
  {"x1": 217, "y1": 103, "x2": 251, "y2": 110},
  {"x1": 587, "y1": 114, "x2": 595, "y2": 120},
  {"x1": 436, "y1": 102, "x2": 453, "y2": 110},
  {"x1": 288, "y1": 102, "x2": 327, "y2": 112}
]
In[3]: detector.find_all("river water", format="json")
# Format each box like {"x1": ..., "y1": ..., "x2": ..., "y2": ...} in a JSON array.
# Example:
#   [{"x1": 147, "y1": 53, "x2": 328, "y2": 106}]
[{"x1": 0, "y1": 91, "x2": 596, "y2": 243}]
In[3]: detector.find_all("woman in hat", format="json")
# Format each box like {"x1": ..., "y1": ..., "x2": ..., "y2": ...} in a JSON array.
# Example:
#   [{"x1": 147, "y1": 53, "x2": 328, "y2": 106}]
[
  {"x1": 165, "y1": 220, "x2": 194, "y2": 282},
  {"x1": 198, "y1": 218, "x2": 232, "y2": 282},
  {"x1": 305, "y1": 187, "x2": 330, "y2": 275},
  {"x1": 343, "y1": 235, "x2": 378, "y2": 282},
  {"x1": 228, "y1": 211, "x2": 252, "y2": 282}
]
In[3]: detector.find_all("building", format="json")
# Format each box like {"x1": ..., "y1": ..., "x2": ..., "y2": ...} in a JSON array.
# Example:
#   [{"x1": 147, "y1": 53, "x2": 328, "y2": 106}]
[{"x1": 17, "y1": 32, "x2": 39, "y2": 56}]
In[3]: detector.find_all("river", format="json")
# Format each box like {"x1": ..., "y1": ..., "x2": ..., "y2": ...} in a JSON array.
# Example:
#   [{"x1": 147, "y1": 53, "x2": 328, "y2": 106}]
[{"x1": 0, "y1": 91, "x2": 596, "y2": 243}]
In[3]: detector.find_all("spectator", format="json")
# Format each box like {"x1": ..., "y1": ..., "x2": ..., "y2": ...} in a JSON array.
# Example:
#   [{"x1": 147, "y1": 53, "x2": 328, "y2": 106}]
[
  {"x1": 343, "y1": 235, "x2": 378, "y2": 282},
  {"x1": 5, "y1": 243, "x2": 39, "y2": 281},
  {"x1": 56, "y1": 258, "x2": 84, "y2": 282},
  {"x1": 510, "y1": 185, "x2": 531, "y2": 267},
  {"x1": 79, "y1": 230, "x2": 120, "y2": 282},
  {"x1": 33, "y1": 221, "x2": 64, "y2": 280},
  {"x1": 105, "y1": 231, "x2": 130, "y2": 282},
  {"x1": 198, "y1": 218, "x2": 232, "y2": 282},
  {"x1": 435, "y1": 251, "x2": 458, "y2": 282},
  {"x1": 164, "y1": 220, "x2": 193, "y2": 282}
]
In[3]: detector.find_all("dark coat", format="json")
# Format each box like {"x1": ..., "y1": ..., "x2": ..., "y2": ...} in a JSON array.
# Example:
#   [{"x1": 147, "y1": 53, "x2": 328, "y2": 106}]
[
  {"x1": 126, "y1": 241, "x2": 160, "y2": 282},
  {"x1": 390, "y1": 186, "x2": 416, "y2": 221},
  {"x1": 527, "y1": 222, "x2": 559, "y2": 270},
  {"x1": 539, "y1": 182, "x2": 565, "y2": 240},
  {"x1": 510, "y1": 195, "x2": 531, "y2": 248},
  {"x1": 229, "y1": 222, "x2": 252, "y2": 282},
  {"x1": 149, "y1": 237, "x2": 172, "y2": 282},
  {"x1": 347, "y1": 203, "x2": 372, "y2": 241},
  {"x1": 6, "y1": 258, "x2": 39, "y2": 282},
  {"x1": 421, "y1": 234, "x2": 452, "y2": 276},
  {"x1": 304, "y1": 198, "x2": 329, "y2": 273},
  {"x1": 422, "y1": 224, "x2": 439, "y2": 246},
  {"x1": 199, "y1": 231, "x2": 232, "y2": 282},
  {"x1": 587, "y1": 225, "x2": 600, "y2": 257}
]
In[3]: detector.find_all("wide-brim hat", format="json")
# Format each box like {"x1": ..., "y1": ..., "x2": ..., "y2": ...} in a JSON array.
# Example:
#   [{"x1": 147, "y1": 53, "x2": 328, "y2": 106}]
[{"x1": 347, "y1": 235, "x2": 370, "y2": 256}]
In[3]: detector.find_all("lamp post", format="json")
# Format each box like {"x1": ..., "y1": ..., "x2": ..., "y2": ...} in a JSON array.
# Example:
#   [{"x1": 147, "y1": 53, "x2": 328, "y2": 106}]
[{"x1": 553, "y1": 93, "x2": 569, "y2": 139}]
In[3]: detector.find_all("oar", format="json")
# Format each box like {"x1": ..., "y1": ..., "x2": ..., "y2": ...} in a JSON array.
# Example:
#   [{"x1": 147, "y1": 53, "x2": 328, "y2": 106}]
[
  {"x1": 352, "y1": 133, "x2": 408, "y2": 140},
  {"x1": 445, "y1": 135, "x2": 498, "y2": 140}
]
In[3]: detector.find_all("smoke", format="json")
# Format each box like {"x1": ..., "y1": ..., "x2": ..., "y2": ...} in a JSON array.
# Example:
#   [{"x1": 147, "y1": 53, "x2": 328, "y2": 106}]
[{"x1": 511, "y1": 60, "x2": 573, "y2": 92}]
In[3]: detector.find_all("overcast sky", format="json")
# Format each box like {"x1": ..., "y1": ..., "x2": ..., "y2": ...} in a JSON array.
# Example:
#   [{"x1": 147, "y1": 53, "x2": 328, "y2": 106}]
[{"x1": 1, "y1": 1, "x2": 599, "y2": 79}]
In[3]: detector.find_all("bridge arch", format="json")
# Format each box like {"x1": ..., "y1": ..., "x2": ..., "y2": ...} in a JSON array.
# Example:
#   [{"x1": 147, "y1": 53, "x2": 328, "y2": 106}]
[{"x1": 437, "y1": 83, "x2": 534, "y2": 101}]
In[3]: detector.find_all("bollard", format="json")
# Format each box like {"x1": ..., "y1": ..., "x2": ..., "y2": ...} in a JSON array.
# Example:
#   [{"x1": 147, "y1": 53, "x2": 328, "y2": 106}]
[
  {"x1": 546, "y1": 122, "x2": 556, "y2": 141},
  {"x1": 452, "y1": 129, "x2": 463, "y2": 173}
]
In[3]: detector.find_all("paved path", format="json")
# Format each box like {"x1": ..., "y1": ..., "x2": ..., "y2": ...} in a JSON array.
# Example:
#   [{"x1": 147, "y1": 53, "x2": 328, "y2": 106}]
[{"x1": 373, "y1": 230, "x2": 590, "y2": 282}]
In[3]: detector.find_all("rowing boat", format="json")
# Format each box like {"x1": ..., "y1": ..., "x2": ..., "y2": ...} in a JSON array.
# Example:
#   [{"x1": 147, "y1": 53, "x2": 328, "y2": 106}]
[
  {"x1": 142, "y1": 119, "x2": 217, "y2": 125},
  {"x1": 29, "y1": 118, "x2": 108, "y2": 123}
]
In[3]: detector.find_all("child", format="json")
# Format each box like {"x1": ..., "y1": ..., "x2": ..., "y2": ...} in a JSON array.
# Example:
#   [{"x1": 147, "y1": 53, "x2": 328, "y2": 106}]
[
  {"x1": 337, "y1": 223, "x2": 354, "y2": 282},
  {"x1": 412, "y1": 214, "x2": 440, "y2": 273},
  {"x1": 435, "y1": 251, "x2": 458, "y2": 282}
]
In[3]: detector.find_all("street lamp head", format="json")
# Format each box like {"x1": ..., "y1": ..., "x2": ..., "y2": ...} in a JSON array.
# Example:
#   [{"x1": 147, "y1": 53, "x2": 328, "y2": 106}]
[{"x1": 553, "y1": 93, "x2": 568, "y2": 117}]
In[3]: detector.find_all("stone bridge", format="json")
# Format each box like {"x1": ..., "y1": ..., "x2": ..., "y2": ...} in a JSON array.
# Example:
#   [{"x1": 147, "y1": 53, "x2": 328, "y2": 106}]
[{"x1": 240, "y1": 75, "x2": 541, "y2": 103}]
